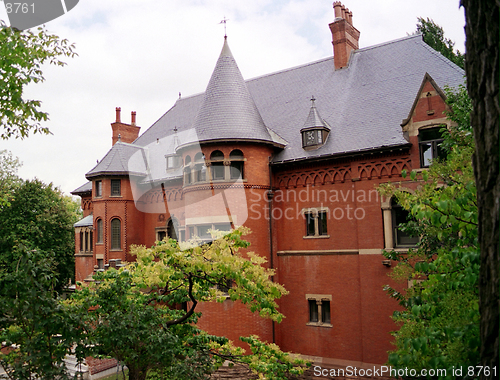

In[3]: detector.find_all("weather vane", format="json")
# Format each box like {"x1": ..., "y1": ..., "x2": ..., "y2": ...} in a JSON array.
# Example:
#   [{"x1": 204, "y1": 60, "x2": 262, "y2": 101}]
[{"x1": 219, "y1": 16, "x2": 229, "y2": 38}]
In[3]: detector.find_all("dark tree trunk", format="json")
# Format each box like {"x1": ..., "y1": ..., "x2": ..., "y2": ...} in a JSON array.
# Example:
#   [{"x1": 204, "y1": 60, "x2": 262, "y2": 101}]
[
  {"x1": 127, "y1": 365, "x2": 148, "y2": 380},
  {"x1": 461, "y1": 0, "x2": 500, "y2": 377}
]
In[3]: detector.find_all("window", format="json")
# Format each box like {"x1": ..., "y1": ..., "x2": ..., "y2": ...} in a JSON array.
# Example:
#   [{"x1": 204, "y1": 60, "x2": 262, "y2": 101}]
[
  {"x1": 304, "y1": 209, "x2": 328, "y2": 237},
  {"x1": 157, "y1": 230, "x2": 167, "y2": 241},
  {"x1": 210, "y1": 151, "x2": 225, "y2": 181},
  {"x1": 110, "y1": 218, "x2": 121, "y2": 250},
  {"x1": 187, "y1": 223, "x2": 232, "y2": 243},
  {"x1": 166, "y1": 154, "x2": 181, "y2": 169},
  {"x1": 79, "y1": 228, "x2": 93, "y2": 253},
  {"x1": 194, "y1": 152, "x2": 207, "y2": 182},
  {"x1": 306, "y1": 294, "x2": 332, "y2": 327},
  {"x1": 111, "y1": 179, "x2": 121, "y2": 196},
  {"x1": 95, "y1": 180, "x2": 102, "y2": 197},
  {"x1": 419, "y1": 127, "x2": 445, "y2": 167},
  {"x1": 183, "y1": 155, "x2": 192, "y2": 185},
  {"x1": 302, "y1": 129, "x2": 323, "y2": 147},
  {"x1": 96, "y1": 219, "x2": 103, "y2": 244},
  {"x1": 229, "y1": 150, "x2": 244, "y2": 179},
  {"x1": 391, "y1": 198, "x2": 419, "y2": 247}
]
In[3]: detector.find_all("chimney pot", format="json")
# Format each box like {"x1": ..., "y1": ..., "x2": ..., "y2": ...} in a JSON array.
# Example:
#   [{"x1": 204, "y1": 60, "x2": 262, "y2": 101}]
[
  {"x1": 115, "y1": 107, "x2": 121, "y2": 123},
  {"x1": 329, "y1": 2, "x2": 360, "y2": 70},
  {"x1": 333, "y1": 1, "x2": 343, "y2": 18},
  {"x1": 131, "y1": 111, "x2": 136, "y2": 126}
]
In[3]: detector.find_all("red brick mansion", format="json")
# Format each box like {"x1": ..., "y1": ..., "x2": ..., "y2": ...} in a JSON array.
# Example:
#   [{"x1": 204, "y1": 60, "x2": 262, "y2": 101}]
[{"x1": 72, "y1": 2, "x2": 464, "y2": 367}]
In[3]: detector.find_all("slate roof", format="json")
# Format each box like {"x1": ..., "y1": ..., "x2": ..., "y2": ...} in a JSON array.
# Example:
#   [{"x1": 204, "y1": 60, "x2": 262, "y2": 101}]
[
  {"x1": 86, "y1": 141, "x2": 147, "y2": 179},
  {"x1": 71, "y1": 181, "x2": 92, "y2": 195},
  {"x1": 188, "y1": 38, "x2": 281, "y2": 147},
  {"x1": 84, "y1": 33, "x2": 464, "y2": 184},
  {"x1": 74, "y1": 214, "x2": 93, "y2": 228}
]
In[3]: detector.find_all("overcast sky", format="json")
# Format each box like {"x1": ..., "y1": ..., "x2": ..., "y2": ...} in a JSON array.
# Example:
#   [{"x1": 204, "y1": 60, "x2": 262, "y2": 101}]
[{"x1": 0, "y1": 0, "x2": 466, "y2": 196}]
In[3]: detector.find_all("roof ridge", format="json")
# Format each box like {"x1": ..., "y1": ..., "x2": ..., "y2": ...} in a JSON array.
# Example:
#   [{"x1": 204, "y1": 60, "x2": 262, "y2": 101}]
[{"x1": 353, "y1": 33, "x2": 422, "y2": 54}]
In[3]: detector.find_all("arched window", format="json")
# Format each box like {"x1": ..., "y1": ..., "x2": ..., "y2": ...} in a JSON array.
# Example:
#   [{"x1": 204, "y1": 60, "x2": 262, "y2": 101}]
[
  {"x1": 391, "y1": 198, "x2": 418, "y2": 247},
  {"x1": 96, "y1": 219, "x2": 103, "y2": 244},
  {"x1": 110, "y1": 218, "x2": 121, "y2": 250},
  {"x1": 229, "y1": 149, "x2": 244, "y2": 179},
  {"x1": 194, "y1": 152, "x2": 206, "y2": 182},
  {"x1": 210, "y1": 150, "x2": 225, "y2": 180}
]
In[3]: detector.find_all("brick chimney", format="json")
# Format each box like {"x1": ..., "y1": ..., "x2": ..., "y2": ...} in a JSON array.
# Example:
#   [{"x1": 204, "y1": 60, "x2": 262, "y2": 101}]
[
  {"x1": 329, "y1": 2, "x2": 360, "y2": 70},
  {"x1": 111, "y1": 107, "x2": 141, "y2": 145}
]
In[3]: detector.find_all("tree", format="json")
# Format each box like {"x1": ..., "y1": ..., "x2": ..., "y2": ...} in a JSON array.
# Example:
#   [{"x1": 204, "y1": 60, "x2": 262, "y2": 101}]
[
  {"x1": 0, "y1": 21, "x2": 76, "y2": 139},
  {"x1": 461, "y1": 0, "x2": 499, "y2": 377},
  {"x1": 0, "y1": 179, "x2": 80, "y2": 290},
  {"x1": 0, "y1": 149, "x2": 22, "y2": 207},
  {"x1": 379, "y1": 85, "x2": 479, "y2": 376},
  {"x1": 0, "y1": 248, "x2": 86, "y2": 380},
  {"x1": 70, "y1": 228, "x2": 308, "y2": 380},
  {"x1": 416, "y1": 17, "x2": 465, "y2": 69}
]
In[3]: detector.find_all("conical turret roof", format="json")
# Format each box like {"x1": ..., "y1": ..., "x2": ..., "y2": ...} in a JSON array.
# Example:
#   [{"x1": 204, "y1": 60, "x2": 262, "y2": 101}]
[{"x1": 192, "y1": 38, "x2": 274, "y2": 144}]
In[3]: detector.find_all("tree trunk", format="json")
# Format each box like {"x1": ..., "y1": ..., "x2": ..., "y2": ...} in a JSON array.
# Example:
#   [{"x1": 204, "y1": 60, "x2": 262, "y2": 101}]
[
  {"x1": 127, "y1": 365, "x2": 148, "y2": 380},
  {"x1": 461, "y1": 0, "x2": 500, "y2": 378}
]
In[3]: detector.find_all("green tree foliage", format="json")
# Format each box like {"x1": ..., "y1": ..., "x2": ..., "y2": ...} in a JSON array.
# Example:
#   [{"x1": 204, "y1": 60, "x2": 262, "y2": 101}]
[
  {"x1": 0, "y1": 179, "x2": 80, "y2": 290},
  {"x1": 417, "y1": 17, "x2": 465, "y2": 69},
  {"x1": 379, "y1": 85, "x2": 478, "y2": 377},
  {"x1": 0, "y1": 21, "x2": 76, "y2": 139},
  {"x1": 0, "y1": 149, "x2": 22, "y2": 206},
  {"x1": 0, "y1": 248, "x2": 86, "y2": 380},
  {"x1": 70, "y1": 228, "x2": 308, "y2": 380}
]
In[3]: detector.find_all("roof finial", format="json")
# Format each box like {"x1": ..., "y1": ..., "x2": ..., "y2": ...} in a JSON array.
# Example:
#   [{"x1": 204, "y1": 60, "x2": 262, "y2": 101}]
[
  {"x1": 219, "y1": 16, "x2": 229, "y2": 39},
  {"x1": 311, "y1": 95, "x2": 316, "y2": 104}
]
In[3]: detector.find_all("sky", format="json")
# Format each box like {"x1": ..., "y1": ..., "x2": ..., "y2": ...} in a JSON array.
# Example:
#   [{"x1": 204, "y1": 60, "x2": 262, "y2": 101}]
[{"x1": 0, "y1": 0, "x2": 466, "y2": 196}]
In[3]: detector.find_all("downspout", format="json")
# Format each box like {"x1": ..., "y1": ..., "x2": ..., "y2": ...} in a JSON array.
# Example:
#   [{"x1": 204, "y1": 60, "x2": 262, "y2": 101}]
[{"x1": 268, "y1": 156, "x2": 276, "y2": 343}]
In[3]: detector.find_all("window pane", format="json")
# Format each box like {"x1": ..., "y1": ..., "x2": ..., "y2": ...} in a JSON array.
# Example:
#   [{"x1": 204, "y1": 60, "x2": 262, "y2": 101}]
[
  {"x1": 318, "y1": 211, "x2": 328, "y2": 235},
  {"x1": 214, "y1": 223, "x2": 231, "y2": 232},
  {"x1": 392, "y1": 202, "x2": 418, "y2": 247},
  {"x1": 97, "y1": 220, "x2": 103, "y2": 243},
  {"x1": 89, "y1": 231, "x2": 93, "y2": 252},
  {"x1": 309, "y1": 300, "x2": 318, "y2": 322},
  {"x1": 95, "y1": 180, "x2": 102, "y2": 197},
  {"x1": 305, "y1": 213, "x2": 315, "y2": 236},
  {"x1": 195, "y1": 164, "x2": 206, "y2": 182},
  {"x1": 184, "y1": 168, "x2": 192, "y2": 185},
  {"x1": 211, "y1": 163, "x2": 225, "y2": 180},
  {"x1": 197, "y1": 225, "x2": 211, "y2": 239},
  {"x1": 419, "y1": 128, "x2": 443, "y2": 141},
  {"x1": 230, "y1": 162, "x2": 243, "y2": 179},
  {"x1": 420, "y1": 142, "x2": 433, "y2": 167},
  {"x1": 111, "y1": 219, "x2": 121, "y2": 249},
  {"x1": 157, "y1": 230, "x2": 167, "y2": 241},
  {"x1": 322, "y1": 301, "x2": 331, "y2": 324},
  {"x1": 80, "y1": 231, "x2": 84, "y2": 252},
  {"x1": 111, "y1": 179, "x2": 121, "y2": 196}
]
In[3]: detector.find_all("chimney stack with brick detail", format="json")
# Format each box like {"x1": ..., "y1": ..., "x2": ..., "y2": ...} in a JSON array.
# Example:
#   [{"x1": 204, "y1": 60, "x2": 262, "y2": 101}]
[
  {"x1": 330, "y1": 2, "x2": 360, "y2": 70},
  {"x1": 111, "y1": 107, "x2": 140, "y2": 145}
]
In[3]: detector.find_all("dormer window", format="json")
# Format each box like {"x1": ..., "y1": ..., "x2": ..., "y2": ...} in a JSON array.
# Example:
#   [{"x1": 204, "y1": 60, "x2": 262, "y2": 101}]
[
  {"x1": 166, "y1": 154, "x2": 181, "y2": 169},
  {"x1": 302, "y1": 128, "x2": 324, "y2": 147},
  {"x1": 300, "y1": 96, "x2": 330, "y2": 149}
]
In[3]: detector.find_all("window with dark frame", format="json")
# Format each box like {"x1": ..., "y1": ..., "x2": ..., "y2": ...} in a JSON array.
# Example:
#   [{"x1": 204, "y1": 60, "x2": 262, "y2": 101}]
[
  {"x1": 97, "y1": 219, "x2": 103, "y2": 244},
  {"x1": 111, "y1": 218, "x2": 121, "y2": 250},
  {"x1": 95, "y1": 180, "x2": 102, "y2": 197},
  {"x1": 307, "y1": 296, "x2": 332, "y2": 326},
  {"x1": 110, "y1": 179, "x2": 121, "y2": 196},
  {"x1": 229, "y1": 149, "x2": 244, "y2": 180},
  {"x1": 391, "y1": 198, "x2": 419, "y2": 247},
  {"x1": 419, "y1": 127, "x2": 446, "y2": 167},
  {"x1": 304, "y1": 210, "x2": 328, "y2": 237}
]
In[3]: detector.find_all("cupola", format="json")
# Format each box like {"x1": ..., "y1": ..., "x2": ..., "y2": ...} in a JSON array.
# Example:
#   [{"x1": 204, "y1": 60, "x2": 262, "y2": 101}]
[{"x1": 300, "y1": 97, "x2": 331, "y2": 149}]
